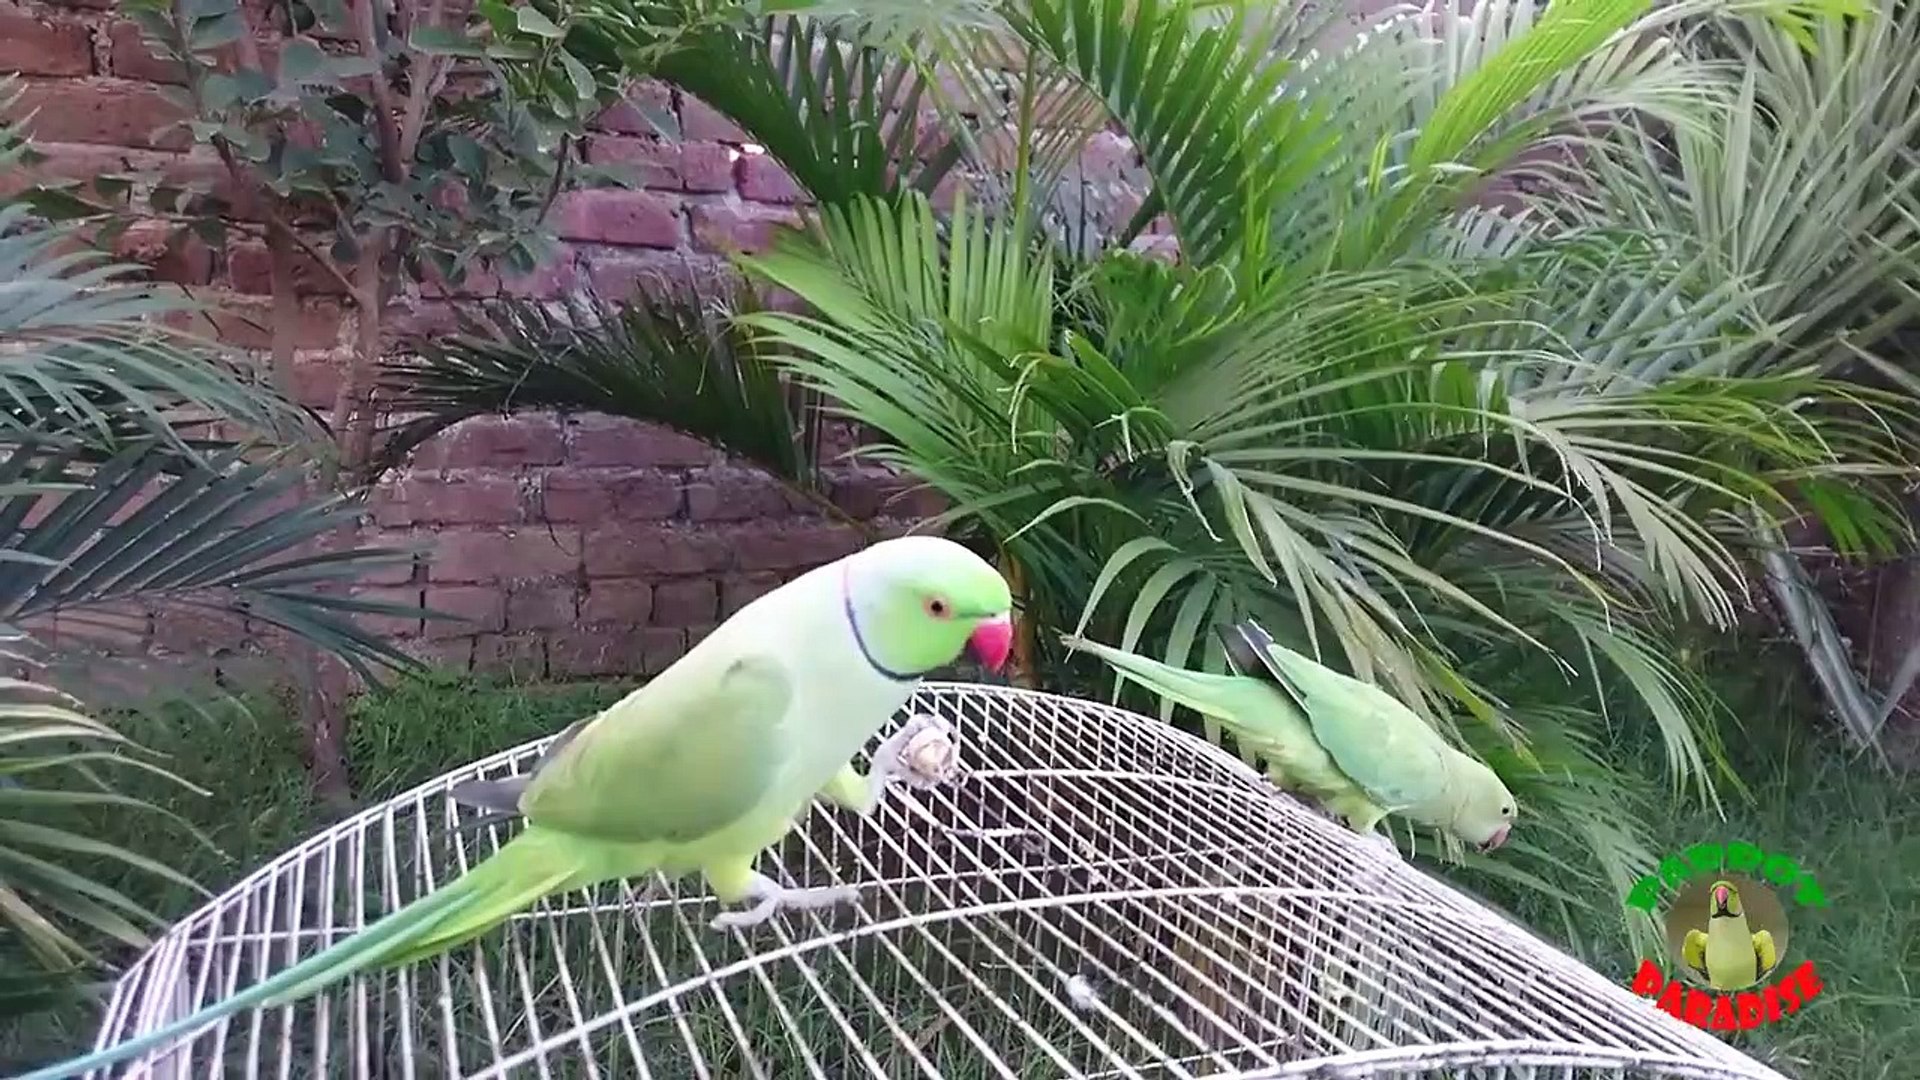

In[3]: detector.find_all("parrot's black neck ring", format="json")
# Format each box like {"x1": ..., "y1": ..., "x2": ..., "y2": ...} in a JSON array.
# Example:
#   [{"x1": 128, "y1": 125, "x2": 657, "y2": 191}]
[{"x1": 842, "y1": 564, "x2": 924, "y2": 683}]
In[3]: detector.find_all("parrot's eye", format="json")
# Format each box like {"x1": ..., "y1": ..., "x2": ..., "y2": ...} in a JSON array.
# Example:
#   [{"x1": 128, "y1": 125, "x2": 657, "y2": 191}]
[
  {"x1": 925, "y1": 596, "x2": 952, "y2": 619},
  {"x1": 1500, "y1": 804, "x2": 1514, "y2": 817}
]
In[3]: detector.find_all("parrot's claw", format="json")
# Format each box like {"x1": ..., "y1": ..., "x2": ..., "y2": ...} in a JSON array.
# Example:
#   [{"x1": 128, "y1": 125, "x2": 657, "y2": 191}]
[
  {"x1": 709, "y1": 871, "x2": 861, "y2": 932},
  {"x1": 868, "y1": 713, "x2": 963, "y2": 802}
]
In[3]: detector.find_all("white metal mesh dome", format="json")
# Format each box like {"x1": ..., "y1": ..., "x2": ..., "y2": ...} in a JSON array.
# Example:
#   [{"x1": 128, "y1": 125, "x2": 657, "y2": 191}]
[{"x1": 85, "y1": 682, "x2": 1786, "y2": 1080}]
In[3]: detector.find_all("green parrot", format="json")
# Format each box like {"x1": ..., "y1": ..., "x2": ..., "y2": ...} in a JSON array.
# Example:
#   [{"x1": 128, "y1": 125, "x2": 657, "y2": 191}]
[
  {"x1": 25, "y1": 535, "x2": 1014, "y2": 1080},
  {"x1": 1060, "y1": 618, "x2": 1515, "y2": 856},
  {"x1": 1682, "y1": 879, "x2": 1778, "y2": 991}
]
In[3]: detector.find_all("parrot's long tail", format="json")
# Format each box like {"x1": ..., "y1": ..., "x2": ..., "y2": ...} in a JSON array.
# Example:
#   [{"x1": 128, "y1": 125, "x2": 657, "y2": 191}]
[
  {"x1": 1061, "y1": 634, "x2": 1272, "y2": 721},
  {"x1": 18, "y1": 827, "x2": 592, "y2": 1080}
]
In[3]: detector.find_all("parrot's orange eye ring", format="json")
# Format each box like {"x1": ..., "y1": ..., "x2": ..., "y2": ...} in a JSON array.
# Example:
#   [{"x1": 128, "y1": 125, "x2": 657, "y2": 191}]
[{"x1": 924, "y1": 596, "x2": 953, "y2": 619}]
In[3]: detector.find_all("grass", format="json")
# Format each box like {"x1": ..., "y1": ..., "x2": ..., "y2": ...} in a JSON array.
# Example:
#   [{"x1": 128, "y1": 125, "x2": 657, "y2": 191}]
[{"x1": 1, "y1": 650, "x2": 1916, "y2": 1077}]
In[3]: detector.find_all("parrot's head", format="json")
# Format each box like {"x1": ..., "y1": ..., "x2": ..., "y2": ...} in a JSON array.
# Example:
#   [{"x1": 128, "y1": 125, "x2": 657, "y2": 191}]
[
  {"x1": 846, "y1": 536, "x2": 1015, "y2": 677},
  {"x1": 1447, "y1": 756, "x2": 1517, "y2": 853},
  {"x1": 1708, "y1": 879, "x2": 1744, "y2": 919}
]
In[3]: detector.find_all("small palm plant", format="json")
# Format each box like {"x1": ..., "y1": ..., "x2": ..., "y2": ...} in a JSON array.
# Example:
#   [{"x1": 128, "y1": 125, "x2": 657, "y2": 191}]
[
  {"x1": 0, "y1": 93, "x2": 427, "y2": 1006},
  {"x1": 379, "y1": 0, "x2": 1916, "y2": 929}
]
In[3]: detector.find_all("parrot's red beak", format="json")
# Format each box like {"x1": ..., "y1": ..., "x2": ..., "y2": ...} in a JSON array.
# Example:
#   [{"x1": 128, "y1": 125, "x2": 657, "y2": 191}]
[
  {"x1": 1712, "y1": 884, "x2": 1732, "y2": 915},
  {"x1": 966, "y1": 615, "x2": 1014, "y2": 672}
]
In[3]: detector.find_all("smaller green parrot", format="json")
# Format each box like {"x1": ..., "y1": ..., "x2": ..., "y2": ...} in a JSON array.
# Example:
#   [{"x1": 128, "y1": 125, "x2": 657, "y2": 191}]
[
  {"x1": 1061, "y1": 619, "x2": 1516, "y2": 857},
  {"x1": 1682, "y1": 879, "x2": 1778, "y2": 991}
]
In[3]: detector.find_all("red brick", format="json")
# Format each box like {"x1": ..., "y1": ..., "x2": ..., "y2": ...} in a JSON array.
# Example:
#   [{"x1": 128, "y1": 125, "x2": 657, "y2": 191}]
[
  {"x1": 591, "y1": 81, "x2": 676, "y2": 135},
  {"x1": 1078, "y1": 132, "x2": 1143, "y2": 185},
  {"x1": 107, "y1": 18, "x2": 185, "y2": 83},
  {"x1": 549, "y1": 625, "x2": 684, "y2": 678},
  {"x1": 429, "y1": 528, "x2": 582, "y2": 581},
  {"x1": 14, "y1": 78, "x2": 191, "y2": 150},
  {"x1": 158, "y1": 154, "x2": 267, "y2": 222},
  {"x1": 689, "y1": 202, "x2": 802, "y2": 255},
  {"x1": 423, "y1": 584, "x2": 506, "y2": 637},
  {"x1": 731, "y1": 522, "x2": 864, "y2": 571},
  {"x1": 686, "y1": 469, "x2": 799, "y2": 522},
  {"x1": 470, "y1": 633, "x2": 546, "y2": 676},
  {"x1": 736, "y1": 153, "x2": 804, "y2": 204},
  {"x1": 0, "y1": 6, "x2": 93, "y2": 76},
  {"x1": 112, "y1": 221, "x2": 214, "y2": 287},
  {"x1": 350, "y1": 586, "x2": 424, "y2": 639},
  {"x1": 586, "y1": 137, "x2": 735, "y2": 194},
  {"x1": 417, "y1": 252, "x2": 579, "y2": 299},
  {"x1": 831, "y1": 471, "x2": 948, "y2": 519},
  {"x1": 650, "y1": 579, "x2": 717, "y2": 627},
  {"x1": 533, "y1": 468, "x2": 683, "y2": 523},
  {"x1": 413, "y1": 416, "x2": 566, "y2": 469},
  {"x1": 287, "y1": 354, "x2": 342, "y2": 409},
  {"x1": 506, "y1": 584, "x2": 579, "y2": 631},
  {"x1": 721, "y1": 573, "x2": 783, "y2": 617},
  {"x1": 680, "y1": 96, "x2": 747, "y2": 143},
  {"x1": 226, "y1": 240, "x2": 352, "y2": 296},
  {"x1": 555, "y1": 189, "x2": 683, "y2": 248},
  {"x1": 406, "y1": 635, "x2": 476, "y2": 672},
  {"x1": 162, "y1": 296, "x2": 347, "y2": 352},
  {"x1": 350, "y1": 542, "x2": 421, "y2": 585},
  {"x1": 580, "y1": 578, "x2": 652, "y2": 624},
  {"x1": 374, "y1": 473, "x2": 524, "y2": 527},
  {"x1": 582, "y1": 251, "x2": 734, "y2": 302},
  {"x1": 582, "y1": 527, "x2": 731, "y2": 577},
  {"x1": 568, "y1": 417, "x2": 714, "y2": 468},
  {"x1": 385, "y1": 300, "x2": 463, "y2": 344}
]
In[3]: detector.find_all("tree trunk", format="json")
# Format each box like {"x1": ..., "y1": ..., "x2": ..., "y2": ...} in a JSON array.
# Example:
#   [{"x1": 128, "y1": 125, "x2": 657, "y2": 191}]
[
  {"x1": 1001, "y1": 551, "x2": 1040, "y2": 689},
  {"x1": 293, "y1": 239, "x2": 391, "y2": 813}
]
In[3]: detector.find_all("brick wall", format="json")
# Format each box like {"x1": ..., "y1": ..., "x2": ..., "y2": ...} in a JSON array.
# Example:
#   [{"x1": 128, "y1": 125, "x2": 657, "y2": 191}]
[{"x1": 3, "y1": 0, "x2": 1083, "y2": 680}]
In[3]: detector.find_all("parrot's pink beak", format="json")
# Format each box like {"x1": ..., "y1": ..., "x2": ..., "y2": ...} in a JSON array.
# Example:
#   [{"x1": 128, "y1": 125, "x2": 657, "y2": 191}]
[
  {"x1": 1480, "y1": 825, "x2": 1511, "y2": 853},
  {"x1": 966, "y1": 615, "x2": 1014, "y2": 672},
  {"x1": 1712, "y1": 884, "x2": 1732, "y2": 914}
]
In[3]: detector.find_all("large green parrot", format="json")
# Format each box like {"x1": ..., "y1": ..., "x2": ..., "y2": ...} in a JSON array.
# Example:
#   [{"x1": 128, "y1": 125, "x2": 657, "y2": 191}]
[
  {"x1": 1061, "y1": 619, "x2": 1515, "y2": 856},
  {"x1": 25, "y1": 535, "x2": 1014, "y2": 1080},
  {"x1": 1682, "y1": 879, "x2": 1779, "y2": 991}
]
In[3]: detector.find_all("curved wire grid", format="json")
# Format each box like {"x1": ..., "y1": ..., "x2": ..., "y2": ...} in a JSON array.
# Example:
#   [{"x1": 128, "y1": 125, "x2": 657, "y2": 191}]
[{"x1": 86, "y1": 682, "x2": 1788, "y2": 1080}]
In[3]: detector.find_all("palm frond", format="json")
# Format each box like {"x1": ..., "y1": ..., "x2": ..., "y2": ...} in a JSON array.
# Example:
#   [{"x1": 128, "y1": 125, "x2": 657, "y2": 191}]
[
  {"x1": 379, "y1": 286, "x2": 836, "y2": 505},
  {"x1": 0, "y1": 441, "x2": 423, "y2": 683},
  {"x1": 0, "y1": 659, "x2": 209, "y2": 980}
]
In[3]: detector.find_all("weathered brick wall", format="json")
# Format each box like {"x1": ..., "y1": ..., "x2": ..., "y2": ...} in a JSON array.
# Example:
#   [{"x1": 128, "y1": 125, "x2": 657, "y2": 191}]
[
  {"x1": 4, "y1": 0, "x2": 1415, "y2": 681},
  {"x1": 2, "y1": 0, "x2": 1076, "y2": 679}
]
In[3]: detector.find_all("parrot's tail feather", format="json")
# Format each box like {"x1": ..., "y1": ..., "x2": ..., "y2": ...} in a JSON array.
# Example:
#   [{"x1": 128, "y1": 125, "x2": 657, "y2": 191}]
[
  {"x1": 1064, "y1": 635, "x2": 1263, "y2": 721},
  {"x1": 362, "y1": 859, "x2": 580, "y2": 971},
  {"x1": 16, "y1": 829, "x2": 592, "y2": 1080}
]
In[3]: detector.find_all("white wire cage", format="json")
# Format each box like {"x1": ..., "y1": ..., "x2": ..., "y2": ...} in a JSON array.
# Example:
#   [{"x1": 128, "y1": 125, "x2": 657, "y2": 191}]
[{"x1": 83, "y1": 682, "x2": 1789, "y2": 1080}]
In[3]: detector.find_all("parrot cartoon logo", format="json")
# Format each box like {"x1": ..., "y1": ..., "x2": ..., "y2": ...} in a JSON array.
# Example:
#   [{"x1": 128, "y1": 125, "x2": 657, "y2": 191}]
[{"x1": 1623, "y1": 841, "x2": 1828, "y2": 1032}]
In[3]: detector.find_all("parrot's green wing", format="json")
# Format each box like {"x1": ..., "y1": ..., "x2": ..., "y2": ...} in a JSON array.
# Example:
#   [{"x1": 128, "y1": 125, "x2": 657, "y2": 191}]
[
  {"x1": 1753, "y1": 929, "x2": 1778, "y2": 975},
  {"x1": 1682, "y1": 928, "x2": 1708, "y2": 975},
  {"x1": 522, "y1": 653, "x2": 794, "y2": 842},
  {"x1": 1221, "y1": 620, "x2": 1449, "y2": 813}
]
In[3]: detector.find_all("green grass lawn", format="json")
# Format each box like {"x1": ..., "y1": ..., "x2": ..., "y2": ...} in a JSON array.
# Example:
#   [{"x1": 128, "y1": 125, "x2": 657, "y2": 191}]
[{"x1": 1, "y1": 660, "x2": 1915, "y2": 1077}]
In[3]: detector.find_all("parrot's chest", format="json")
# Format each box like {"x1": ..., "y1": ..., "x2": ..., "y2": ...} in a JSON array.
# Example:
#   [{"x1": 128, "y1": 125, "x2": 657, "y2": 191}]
[{"x1": 1705, "y1": 923, "x2": 1757, "y2": 975}]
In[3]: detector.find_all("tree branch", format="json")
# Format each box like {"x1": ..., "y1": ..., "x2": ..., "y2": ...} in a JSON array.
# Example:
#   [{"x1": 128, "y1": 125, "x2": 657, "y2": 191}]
[
  {"x1": 398, "y1": 0, "x2": 451, "y2": 159},
  {"x1": 351, "y1": 0, "x2": 407, "y2": 183}
]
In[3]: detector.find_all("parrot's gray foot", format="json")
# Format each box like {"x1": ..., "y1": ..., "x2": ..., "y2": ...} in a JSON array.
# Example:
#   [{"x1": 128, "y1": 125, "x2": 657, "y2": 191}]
[
  {"x1": 709, "y1": 871, "x2": 861, "y2": 932},
  {"x1": 865, "y1": 713, "x2": 962, "y2": 807}
]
